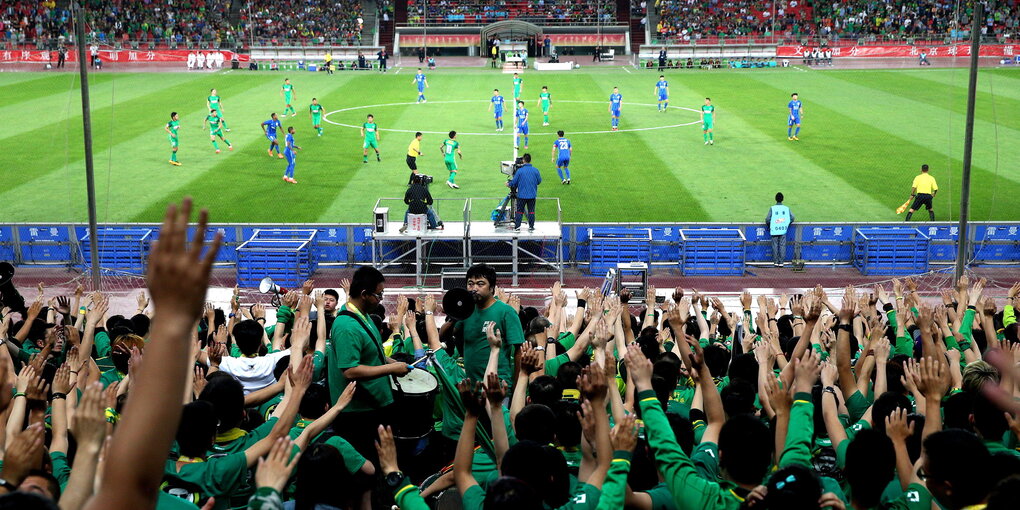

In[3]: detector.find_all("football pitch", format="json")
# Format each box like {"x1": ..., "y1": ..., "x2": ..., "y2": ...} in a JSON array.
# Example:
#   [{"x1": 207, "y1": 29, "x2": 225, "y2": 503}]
[{"x1": 1, "y1": 65, "x2": 1018, "y2": 225}]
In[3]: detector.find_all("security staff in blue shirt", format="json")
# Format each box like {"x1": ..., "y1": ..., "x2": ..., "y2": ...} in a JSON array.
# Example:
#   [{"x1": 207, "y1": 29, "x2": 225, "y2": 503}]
[
  {"x1": 508, "y1": 153, "x2": 542, "y2": 232},
  {"x1": 765, "y1": 192, "x2": 794, "y2": 267}
]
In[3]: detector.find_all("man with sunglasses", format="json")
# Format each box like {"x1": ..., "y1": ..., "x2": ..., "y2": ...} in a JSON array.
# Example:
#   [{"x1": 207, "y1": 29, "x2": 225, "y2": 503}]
[{"x1": 328, "y1": 266, "x2": 411, "y2": 463}]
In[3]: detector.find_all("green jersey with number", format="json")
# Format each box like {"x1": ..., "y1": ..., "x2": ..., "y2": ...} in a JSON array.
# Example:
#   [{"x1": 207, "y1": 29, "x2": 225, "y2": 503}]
[
  {"x1": 206, "y1": 115, "x2": 223, "y2": 132},
  {"x1": 443, "y1": 139, "x2": 459, "y2": 159},
  {"x1": 167, "y1": 120, "x2": 180, "y2": 139},
  {"x1": 363, "y1": 122, "x2": 378, "y2": 141},
  {"x1": 207, "y1": 95, "x2": 221, "y2": 109},
  {"x1": 282, "y1": 83, "x2": 293, "y2": 97},
  {"x1": 540, "y1": 92, "x2": 551, "y2": 109},
  {"x1": 702, "y1": 104, "x2": 715, "y2": 118},
  {"x1": 310, "y1": 103, "x2": 323, "y2": 116},
  {"x1": 513, "y1": 77, "x2": 522, "y2": 93}
]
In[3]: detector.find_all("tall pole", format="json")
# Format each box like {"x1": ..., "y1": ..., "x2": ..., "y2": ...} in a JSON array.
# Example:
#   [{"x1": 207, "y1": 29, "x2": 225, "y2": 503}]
[
  {"x1": 954, "y1": 3, "x2": 982, "y2": 281},
  {"x1": 73, "y1": 3, "x2": 101, "y2": 291}
]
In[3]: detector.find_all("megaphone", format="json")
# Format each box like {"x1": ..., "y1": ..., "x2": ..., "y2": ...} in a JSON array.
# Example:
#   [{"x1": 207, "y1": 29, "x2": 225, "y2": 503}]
[
  {"x1": 442, "y1": 287, "x2": 476, "y2": 321},
  {"x1": 0, "y1": 262, "x2": 26, "y2": 314},
  {"x1": 259, "y1": 277, "x2": 288, "y2": 307}
]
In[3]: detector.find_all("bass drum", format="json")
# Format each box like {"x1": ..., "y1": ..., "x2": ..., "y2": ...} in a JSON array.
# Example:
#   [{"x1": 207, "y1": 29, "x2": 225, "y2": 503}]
[{"x1": 391, "y1": 368, "x2": 439, "y2": 440}]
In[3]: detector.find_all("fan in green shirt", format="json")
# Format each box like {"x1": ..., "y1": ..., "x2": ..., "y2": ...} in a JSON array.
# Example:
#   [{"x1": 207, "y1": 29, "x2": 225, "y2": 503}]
[
  {"x1": 161, "y1": 354, "x2": 311, "y2": 510},
  {"x1": 451, "y1": 264, "x2": 525, "y2": 385}
]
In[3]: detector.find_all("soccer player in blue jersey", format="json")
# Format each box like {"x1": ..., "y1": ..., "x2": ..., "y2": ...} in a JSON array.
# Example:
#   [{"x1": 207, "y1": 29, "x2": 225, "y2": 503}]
[
  {"x1": 655, "y1": 75, "x2": 669, "y2": 112},
  {"x1": 609, "y1": 87, "x2": 623, "y2": 130},
  {"x1": 552, "y1": 130, "x2": 572, "y2": 184},
  {"x1": 514, "y1": 101, "x2": 529, "y2": 149},
  {"x1": 489, "y1": 89, "x2": 506, "y2": 131},
  {"x1": 261, "y1": 113, "x2": 284, "y2": 158},
  {"x1": 283, "y1": 126, "x2": 300, "y2": 183},
  {"x1": 412, "y1": 68, "x2": 429, "y2": 103},
  {"x1": 787, "y1": 92, "x2": 803, "y2": 140}
]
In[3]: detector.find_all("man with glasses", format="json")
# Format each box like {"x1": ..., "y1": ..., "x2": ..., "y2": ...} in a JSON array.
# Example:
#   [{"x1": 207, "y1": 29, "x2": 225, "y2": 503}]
[
  {"x1": 452, "y1": 264, "x2": 525, "y2": 386},
  {"x1": 329, "y1": 266, "x2": 411, "y2": 463}
]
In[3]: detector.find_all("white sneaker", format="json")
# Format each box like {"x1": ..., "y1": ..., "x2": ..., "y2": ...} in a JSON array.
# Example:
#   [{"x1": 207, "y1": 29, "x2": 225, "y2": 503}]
[
  {"x1": 705, "y1": 141, "x2": 710, "y2": 145},
  {"x1": 447, "y1": 181, "x2": 455, "y2": 188},
  {"x1": 451, "y1": 182, "x2": 460, "y2": 189}
]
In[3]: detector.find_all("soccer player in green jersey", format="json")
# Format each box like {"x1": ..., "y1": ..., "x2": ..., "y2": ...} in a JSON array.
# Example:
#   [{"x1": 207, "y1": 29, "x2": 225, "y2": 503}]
[
  {"x1": 512, "y1": 72, "x2": 523, "y2": 100},
  {"x1": 203, "y1": 109, "x2": 232, "y2": 153},
  {"x1": 442, "y1": 130, "x2": 462, "y2": 189},
  {"x1": 165, "y1": 111, "x2": 181, "y2": 166},
  {"x1": 537, "y1": 86, "x2": 552, "y2": 126},
  {"x1": 309, "y1": 98, "x2": 325, "y2": 136},
  {"x1": 280, "y1": 78, "x2": 296, "y2": 116},
  {"x1": 206, "y1": 88, "x2": 229, "y2": 131},
  {"x1": 701, "y1": 97, "x2": 715, "y2": 145},
  {"x1": 361, "y1": 114, "x2": 381, "y2": 163}
]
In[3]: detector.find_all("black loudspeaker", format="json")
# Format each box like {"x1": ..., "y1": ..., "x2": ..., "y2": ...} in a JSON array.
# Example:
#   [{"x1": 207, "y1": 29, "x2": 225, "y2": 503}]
[
  {"x1": 0, "y1": 262, "x2": 26, "y2": 313},
  {"x1": 442, "y1": 288, "x2": 475, "y2": 321}
]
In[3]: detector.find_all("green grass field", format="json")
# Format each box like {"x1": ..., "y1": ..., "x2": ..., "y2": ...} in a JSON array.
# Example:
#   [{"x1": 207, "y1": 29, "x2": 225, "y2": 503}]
[{"x1": 1, "y1": 65, "x2": 1018, "y2": 224}]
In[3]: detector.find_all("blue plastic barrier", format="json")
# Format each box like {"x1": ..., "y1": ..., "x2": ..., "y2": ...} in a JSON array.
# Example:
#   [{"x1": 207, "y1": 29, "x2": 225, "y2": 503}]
[
  {"x1": 852, "y1": 227, "x2": 929, "y2": 275},
  {"x1": 79, "y1": 228, "x2": 154, "y2": 275},
  {"x1": 589, "y1": 228, "x2": 651, "y2": 273},
  {"x1": 799, "y1": 225, "x2": 853, "y2": 262},
  {"x1": 972, "y1": 224, "x2": 1020, "y2": 264},
  {"x1": 917, "y1": 225, "x2": 959, "y2": 263},
  {"x1": 680, "y1": 228, "x2": 745, "y2": 275},
  {"x1": 18, "y1": 226, "x2": 73, "y2": 265},
  {"x1": 743, "y1": 226, "x2": 794, "y2": 263},
  {"x1": 0, "y1": 227, "x2": 14, "y2": 262},
  {"x1": 237, "y1": 229, "x2": 318, "y2": 288}
]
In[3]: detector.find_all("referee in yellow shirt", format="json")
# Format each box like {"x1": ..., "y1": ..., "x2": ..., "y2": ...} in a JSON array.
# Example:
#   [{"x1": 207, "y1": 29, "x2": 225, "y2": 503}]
[
  {"x1": 406, "y1": 132, "x2": 423, "y2": 184},
  {"x1": 906, "y1": 164, "x2": 938, "y2": 221}
]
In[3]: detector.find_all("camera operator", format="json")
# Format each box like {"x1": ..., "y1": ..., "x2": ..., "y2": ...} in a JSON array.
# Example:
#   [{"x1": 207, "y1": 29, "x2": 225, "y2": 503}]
[
  {"x1": 399, "y1": 173, "x2": 443, "y2": 233},
  {"x1": 507, "y1": 153, "x2": 542, "y2": 232}
]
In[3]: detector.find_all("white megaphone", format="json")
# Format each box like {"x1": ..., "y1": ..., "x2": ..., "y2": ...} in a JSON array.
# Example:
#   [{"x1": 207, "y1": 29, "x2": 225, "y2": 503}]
[{"x1": 259, "y1": 277, "x2": 288, "y2": 306}]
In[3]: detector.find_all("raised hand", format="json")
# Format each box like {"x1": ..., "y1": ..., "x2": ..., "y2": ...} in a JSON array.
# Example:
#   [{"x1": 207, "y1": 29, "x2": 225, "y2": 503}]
[
  {"x1": 765, "y1": 374, "x2": 792, "y2": 417},
  {"x1": 916, "y1": 356, "x2": 950, "y2": 400},
  {"x1": 610, "y1": 414, "x2": 638, "y2": 452},
  {"x1": 485, "y1": 322, "x2": 503, "y2": 349},
  {"x1": 72, "y1": 383, "x2": 108, "y2": 449},
  {"x1": 255, "y1": 437, "x2": 300, "y2": 493},
  {"x1": 484, "y1": 372, "x2": 508, "y2": 407},
  {"x1": 623, "y1": 345, "x2": 653, "y2": 391},
  {"x1": 375, "y1": 425, "x2": 401, "y2": 476},
  {"x1": 820, "y1": 361, "x2": 837, "y2": 388},
  {"x1": 149, "y1": 199, "x2": 222, "y2": 320},
  {"x1": 53, "y1": 362, "x2": 72, "y2": 394},
  {"x1": 301, "y1": 279, "x2": 315, "y2": 295},
  {"x1": 457, "y1": 379, "x2": 485, "y2": 417},
  {"x1": 671, "y1": 286, "x2": 684, "y2": 304},
  {"x1": 519, "y1": 343, "x2": 543, "y2": 375},
  {"x1": 577, "y1": 364, "x2": 609, "y2": 402},
  {"x1": 885, "y1": 407, "x2": 914, "y2": 443},
  {"x1": 793, "y1": 350, "x2": 821, "y2": 393},
  {"x1": 2, "y1": 423, "x2": 46, "y2": 485}
]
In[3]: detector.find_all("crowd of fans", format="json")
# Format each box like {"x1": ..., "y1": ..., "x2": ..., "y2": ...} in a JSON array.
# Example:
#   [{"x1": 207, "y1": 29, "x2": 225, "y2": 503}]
[
  {"x1": 1, "y1": 0, "x2": 236, "y2": 47},
  {"x1": 241, "y1": 0, "x2": 365, "y2": 46},
  {"x1": 406, "y1": 0, "x2": 616, "y2": 25},
  {"x1": 656, "y1": 0, "x2": 1020, "y2": 42},
  {"x1": 0, "y1": 198, "x2": 1020, "y2": 510}
]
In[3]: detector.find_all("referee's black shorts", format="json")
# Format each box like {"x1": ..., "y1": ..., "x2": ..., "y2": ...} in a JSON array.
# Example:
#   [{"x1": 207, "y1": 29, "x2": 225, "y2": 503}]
[
  {"x1": 911, "y1": 193, "x2": 933, "y2": 211},
  {"x1": 406, "y1": 155, "x2": 417, "y2": 170}
]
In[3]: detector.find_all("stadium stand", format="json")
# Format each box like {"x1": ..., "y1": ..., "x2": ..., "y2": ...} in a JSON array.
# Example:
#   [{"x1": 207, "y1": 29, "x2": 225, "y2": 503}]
[
  {"x1": 405, "y1": 0, "x2": 618, "y2": 25},
  {"x1": 241, "y1": 0, "x2": 365, "y2": 46}
]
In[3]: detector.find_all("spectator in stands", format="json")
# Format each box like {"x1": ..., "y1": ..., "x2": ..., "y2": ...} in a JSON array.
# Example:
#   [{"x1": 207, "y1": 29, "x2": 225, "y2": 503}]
[{"x1": 765, "y1": 192, "x2": 793, "y2": 267}]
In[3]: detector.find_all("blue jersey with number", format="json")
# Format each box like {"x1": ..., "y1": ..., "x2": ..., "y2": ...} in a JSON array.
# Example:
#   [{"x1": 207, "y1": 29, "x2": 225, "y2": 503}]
[
  {"x1": 492, "y1": 95, "x2": 505, "y2": 114},
  {"x1": 555, "y1": 137, "x2": 571, "y2": 161},
  {"x1": 788, "y1": 99, "x2": 802, "y2": 120},
  {"x1": 610, "y1": 93, "x2": 622, "y2": 112},
  {"x1": 285, "y1": 133, "x2": 295, "y2": 153},
  {"x1": 415, "y1": 73, "x2": 426, "y2": 90},
  {"x1": 516, "y1": 107, "x2": 529, "y2": 127},
  {"x1": 656, "y1": 80, "x2": 668, "y2": 98},
  {"x1": 262, "y1": 118, "x2": 281, "y2": 138}
]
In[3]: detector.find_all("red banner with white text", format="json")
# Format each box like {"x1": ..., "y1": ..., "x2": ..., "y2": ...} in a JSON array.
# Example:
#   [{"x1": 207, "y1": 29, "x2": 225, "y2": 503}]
[
  {"x1": 548, "y1": 34, "x2": 626, "y2": 47},
  {"x1": 0, "y1": 49, "x2": 250, "y2": 64},
  {"x1": 399, "y1": 34, "x2": 481, "y2": 47},
  {"x1": 777, "y1": 44, "x2": 1018, "y2": 58}
]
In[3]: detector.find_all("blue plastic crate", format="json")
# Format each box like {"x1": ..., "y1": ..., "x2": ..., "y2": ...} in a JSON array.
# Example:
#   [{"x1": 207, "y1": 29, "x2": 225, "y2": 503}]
[
  {"x1": 310, "y1": 227, "x2": 348, "y2": 264},
  {"x1": 18, "y1": 226, "x2": 74, "y2": 265},
  {"x1": 237, "y1": 229, "x2": 317, "y2": 288},
  {"x1": 588, "y1": 228, "x2": 651, "y2": 273},
  {"x1": 972, "y1": 224, "x2": 1020, "y2": 263},
  {"x1": 80, "y1": 227, "x2": 154, "y2": 275},
  {"x1": 352, "y1": 227, "x2": 375, "y2": 263},
  {"x1": 743, "y1": 226, "x2": 794, "y2": 263},
  {"x1": 799, "y1": 225, "x2": 853, "y2": 262},
  {"x1": 0, "y1": 227, "x2": 14, "y2": 262},
  {"x1": 852, "y1": 227, "x2": 929, "y2": 275},
  {"x1": 680, "y1": 228, "x2": 745, "y2": 275},
  {"x1": 917, "y1": 225, "x2": 959, "y2": 263}
]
